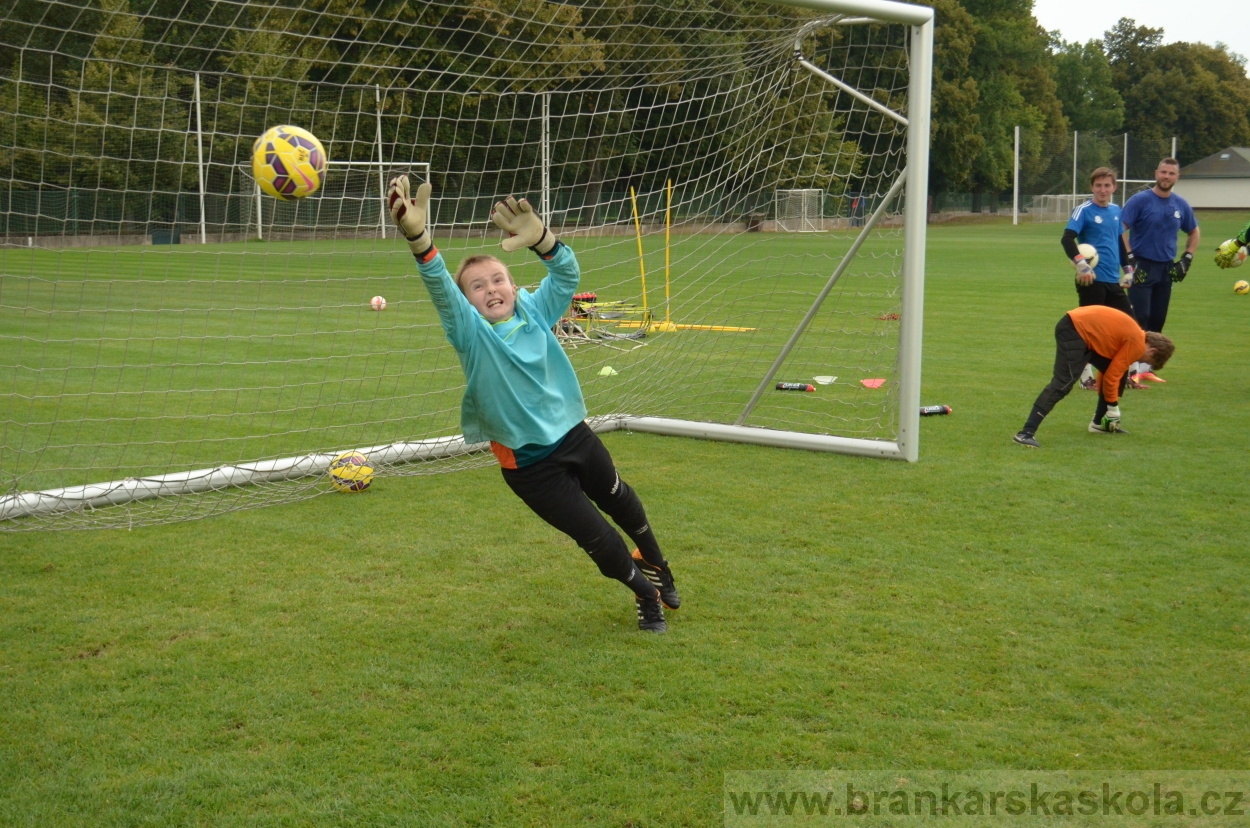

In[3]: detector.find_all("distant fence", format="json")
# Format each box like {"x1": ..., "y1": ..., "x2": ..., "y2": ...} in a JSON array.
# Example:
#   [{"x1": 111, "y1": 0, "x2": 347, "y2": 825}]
[{"x1": 931, "y1": 131, "x2": 1178, "y2": 223}]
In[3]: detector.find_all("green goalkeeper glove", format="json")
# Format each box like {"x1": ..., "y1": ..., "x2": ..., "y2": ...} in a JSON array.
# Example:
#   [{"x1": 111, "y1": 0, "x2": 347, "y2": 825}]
[
  {"x1": 490, "y1": 196, "x2": 556, "y2": 255},
  {"x1": 1127, "y1": 251, "x2": 1147, "y2": 285},
  {"x1": 1169, "y1": 252, "x2": 1193, "y2": 282},
  {"x1": 387, "y1": 175, "x2": 433, "y2": 257},
  {"x1": 1214, "y1": 238, "x2": 1247, "y2": 269}
]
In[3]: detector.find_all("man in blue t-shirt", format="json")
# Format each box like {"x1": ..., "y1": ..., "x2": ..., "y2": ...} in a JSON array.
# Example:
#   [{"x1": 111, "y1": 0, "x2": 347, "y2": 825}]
[
  {"x1": 1121, "y1": 158, "x2": 1200, "y2": 382},
  {"x1": 1060, "y1": 167, "x2": 1135, "y2": 388}
]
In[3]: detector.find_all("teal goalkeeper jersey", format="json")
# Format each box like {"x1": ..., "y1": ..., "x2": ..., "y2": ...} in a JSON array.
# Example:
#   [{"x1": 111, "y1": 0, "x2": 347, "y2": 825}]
[{"x1": 415, "y1": 243, "x2": 587, "y2": 449}]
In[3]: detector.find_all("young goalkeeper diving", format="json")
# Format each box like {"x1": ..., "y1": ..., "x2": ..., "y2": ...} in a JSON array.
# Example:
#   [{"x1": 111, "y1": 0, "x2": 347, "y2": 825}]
[
  {"x1": 1214, "y1": 219, "x2": 1250, "y2": 269},
  {"x1": 386, "y1": 175, "x2": 679, "y2": 633}
]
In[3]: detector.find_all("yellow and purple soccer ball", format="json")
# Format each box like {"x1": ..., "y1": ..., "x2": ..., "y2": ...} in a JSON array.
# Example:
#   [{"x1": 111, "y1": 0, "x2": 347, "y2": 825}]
[
  {"x1": 328, "y1": 451, "x2": 374, "y2": 492},
  {"x1": 251, "y1": 125, "x2": 327, "y2": 200},
  {"x1": 1235, "y1": 280, "x2": 1250, "y2": 295}
]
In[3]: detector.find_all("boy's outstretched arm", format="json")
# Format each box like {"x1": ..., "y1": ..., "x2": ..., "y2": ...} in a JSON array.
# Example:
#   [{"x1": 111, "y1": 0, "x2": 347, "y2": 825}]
[
  {"x1": 388, "y1": 176, "x2": 477, "y2": 348},
  {"x1": 491, "y1": 196, "x2": 579, "y2": 328},
  {"x1": 387, "y1": 175, "x2": 434, "y2": 259}
]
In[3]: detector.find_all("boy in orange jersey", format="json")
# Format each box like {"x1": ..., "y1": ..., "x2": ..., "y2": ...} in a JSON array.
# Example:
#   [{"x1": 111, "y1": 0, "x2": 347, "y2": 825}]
[{"x1": 1013, "y1": 306, "x2": 1174, "y2": 448}]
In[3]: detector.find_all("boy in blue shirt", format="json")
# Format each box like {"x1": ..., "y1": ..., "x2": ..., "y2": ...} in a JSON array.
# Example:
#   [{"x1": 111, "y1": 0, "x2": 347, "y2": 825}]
[
  {"x1": 1060, "y1": 167, "x2": 1136, "y2": 388},
  {"x1": 387, "y1": 175, "x2": 678, "y2": 633}
]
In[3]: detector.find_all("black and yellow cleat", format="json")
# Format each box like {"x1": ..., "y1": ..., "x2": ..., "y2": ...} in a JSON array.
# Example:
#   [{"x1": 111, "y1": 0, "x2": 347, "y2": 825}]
[{"x1": 633, "y1": 549, "x2": 680, "y2": 610}]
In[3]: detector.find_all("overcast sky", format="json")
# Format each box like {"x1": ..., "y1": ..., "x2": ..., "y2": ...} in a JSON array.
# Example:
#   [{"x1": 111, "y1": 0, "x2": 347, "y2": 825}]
[{"x1": 1031, "y1": 0, "x2": 1249, "y2": 68}]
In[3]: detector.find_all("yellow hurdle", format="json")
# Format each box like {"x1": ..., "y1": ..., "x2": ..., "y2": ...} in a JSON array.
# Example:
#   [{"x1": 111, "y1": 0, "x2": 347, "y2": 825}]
[{"x1": 619, "y1": 182, "x2": 754, "y2": 334}]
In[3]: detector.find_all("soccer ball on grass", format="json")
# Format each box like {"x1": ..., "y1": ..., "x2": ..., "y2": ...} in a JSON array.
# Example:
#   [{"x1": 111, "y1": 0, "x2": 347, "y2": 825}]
[
  {"x1": 1235, "y1": 280, "x2": 1250, "y2": 295},
  {"x1": 251, "y1": 125, "x2": 327, "y2": 200},
  {"x1": 328, "y1": 451, "x2": 374, "y2": 492}
]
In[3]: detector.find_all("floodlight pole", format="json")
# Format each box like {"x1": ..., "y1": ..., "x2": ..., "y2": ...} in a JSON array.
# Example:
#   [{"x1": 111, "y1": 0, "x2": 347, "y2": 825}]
[
  {"x1": 194, "y1": 73, "x2": 207, "y2": 244},
  {"x1": 376, "y1": 86, "x2": 386, "y2": 239},
  {"x1": 1123, "y1": 132, "x2": 1129, "y2": 206},
  {"x1": 1012, "y1": 124, "x2": 1020, "y2": 226},
  {"x1": 541, "y1": 93, "x2": 551, "y2": 225},
  {"x1": 1072, "y1": 130, "x2": 1078, "y2": 198}
]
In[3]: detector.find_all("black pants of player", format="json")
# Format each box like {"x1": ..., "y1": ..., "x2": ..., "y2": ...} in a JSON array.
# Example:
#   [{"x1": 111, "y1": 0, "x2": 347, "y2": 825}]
[
  {"x1": 1022, "y1": 314, "x2": 1123, "y2": 433},
  {"x1": 501, "y1": 422, "x2": 664, "y2": 600},
  {"x1": 1075, "y1": 280, "x2": 1133, "y2": 315},
  {"x1": 1127, "y1": 258, "x2": 1172, "y2": 333}
]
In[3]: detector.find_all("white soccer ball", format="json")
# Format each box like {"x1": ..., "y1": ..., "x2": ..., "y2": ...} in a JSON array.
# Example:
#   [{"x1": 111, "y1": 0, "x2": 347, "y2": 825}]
[
  {"x1": 1077, "y1": 243, "x2": 1099, "y2": 268},
  {"x1": 370, "y1": 295, "x2": 386, "y2": 311}
]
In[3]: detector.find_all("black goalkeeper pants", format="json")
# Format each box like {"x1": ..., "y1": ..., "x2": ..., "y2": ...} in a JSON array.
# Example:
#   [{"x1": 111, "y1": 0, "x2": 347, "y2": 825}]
[
  {"x1": 1023, "y1": 314, "x2": 1124, "y2": 433},
  {"x1": 501, "y1": 422, "x2": 664, "y2": 600}
]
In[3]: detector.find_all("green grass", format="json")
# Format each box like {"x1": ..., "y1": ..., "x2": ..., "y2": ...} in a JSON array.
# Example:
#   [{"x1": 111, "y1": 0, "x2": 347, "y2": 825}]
[
  {"x1": 2, "y1": 215, "x2": 1249, "y2": 826},
  {"x1": 1, "y1": 230, "x2": 900, "y2": 496}
]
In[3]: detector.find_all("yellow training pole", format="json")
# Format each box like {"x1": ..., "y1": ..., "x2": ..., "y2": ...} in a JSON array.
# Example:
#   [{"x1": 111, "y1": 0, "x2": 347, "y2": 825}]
[
  {"x1": 628, "y1": 186, "x2": 651, "y2": 330},
  {"x1": 630, "y1": 186, "x2": 650, "y2": 316},
  {"x1": 664, "y1": 179, "x2": 672, "y2": 325}
]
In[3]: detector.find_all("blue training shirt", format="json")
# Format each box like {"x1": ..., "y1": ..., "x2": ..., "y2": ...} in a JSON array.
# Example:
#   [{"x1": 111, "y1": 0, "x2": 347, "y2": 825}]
[
  {"x1": 1066, "y1": 200, "x2": 1123, "y2": 284},
  {"x1": 1121, "y1": 189, "x2": 1197, "y2": 262},
  {"x1": 415, "y1": 243, "x2": 587, "y2": 449}
]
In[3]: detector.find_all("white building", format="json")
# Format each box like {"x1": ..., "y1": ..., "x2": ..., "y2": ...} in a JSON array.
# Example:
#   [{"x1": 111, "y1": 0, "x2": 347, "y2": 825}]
[{"x1": 1173, "y1": 148, "x2": 1250, "y2": 209}]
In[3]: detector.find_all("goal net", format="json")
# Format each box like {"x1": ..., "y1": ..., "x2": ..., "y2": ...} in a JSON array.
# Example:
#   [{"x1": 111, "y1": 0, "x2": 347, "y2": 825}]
[
  {"x1": 775, "y1": 189, "x2": 825, "y2": 232},
  {"x1": 0, "y1": 0, "x2": 933, "y2": 530}
]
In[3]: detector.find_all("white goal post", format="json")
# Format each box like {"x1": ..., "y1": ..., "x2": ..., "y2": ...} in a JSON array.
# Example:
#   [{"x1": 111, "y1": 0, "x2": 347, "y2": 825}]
[{"x1": 0, "y1": 0, "x2": 933, "y2": 529}]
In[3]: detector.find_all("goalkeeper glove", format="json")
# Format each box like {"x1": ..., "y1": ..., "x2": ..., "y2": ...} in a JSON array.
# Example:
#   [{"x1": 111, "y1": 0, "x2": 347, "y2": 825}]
[
  {"x1": 1126, "y1": 251, "x2": 1147, "y2": 285},
  {"x1": 1101, "y1": 404, "x2": 1122, "y2": 432},
  {"x1": 1169, "y1": 252, "x2": 1193, "y2": 282},
  {"x1": 1073, "y1": 256, "x2": 1096, "y2": 286},
  {"x1": 1214, "y1": 238, "x2": 1247, "y2": 269},
  {"x1": 490, "y1": 196, "x2": 556, "y2": 255},
  {"x1": 1118, "y1": 267, "x2": 1135, "y2": 290},
  {"x1": 387, "y1": 175, "x2": 434, "y2": 257}
]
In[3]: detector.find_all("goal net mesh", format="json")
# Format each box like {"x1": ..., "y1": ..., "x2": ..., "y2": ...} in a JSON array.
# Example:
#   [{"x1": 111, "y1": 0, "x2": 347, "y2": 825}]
[{"x1": 0, "y1": 0, "x2": 919, "y2": 530}]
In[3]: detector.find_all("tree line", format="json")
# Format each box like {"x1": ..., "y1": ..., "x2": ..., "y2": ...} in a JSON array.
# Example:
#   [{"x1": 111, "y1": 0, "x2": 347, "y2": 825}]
[{"x1": 1, "y1": 0, "x2": 1248, "y2": 212}]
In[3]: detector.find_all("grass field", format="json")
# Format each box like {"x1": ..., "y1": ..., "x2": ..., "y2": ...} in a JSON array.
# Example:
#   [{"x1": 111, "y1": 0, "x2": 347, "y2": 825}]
[
  {"x1": 2, "y1": 214, "x2": 1249, "y2": 826},
  {"x1": 1, "y1": 228, "x2": 902, "y2": 501}
]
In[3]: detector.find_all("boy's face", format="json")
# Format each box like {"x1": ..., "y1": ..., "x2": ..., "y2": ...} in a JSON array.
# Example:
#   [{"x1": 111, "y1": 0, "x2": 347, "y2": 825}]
[
  {"x1": 459, "y1": 259, "x2": 517, "y2": 323},
  {"x1": 1091, "y1": 176, "x2": 1116, "y2": 206}
]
